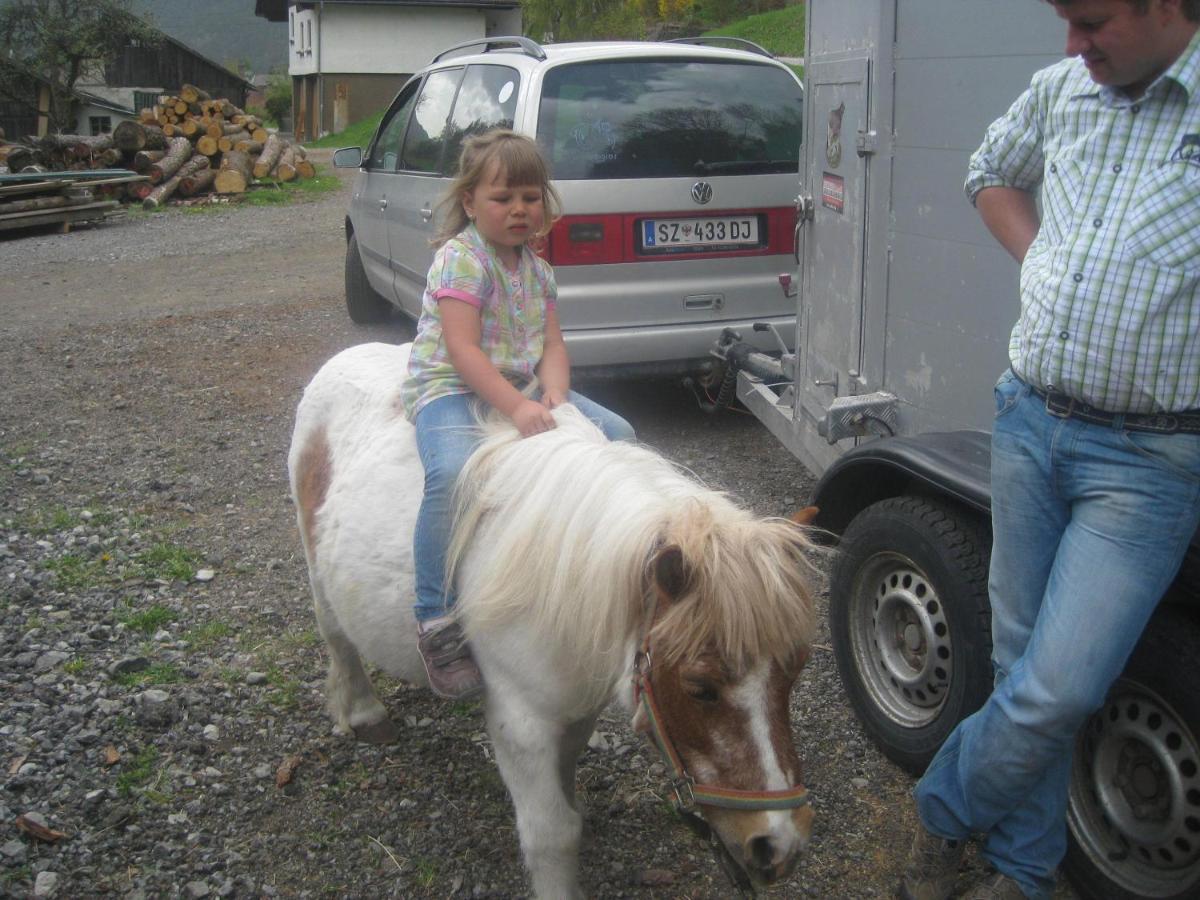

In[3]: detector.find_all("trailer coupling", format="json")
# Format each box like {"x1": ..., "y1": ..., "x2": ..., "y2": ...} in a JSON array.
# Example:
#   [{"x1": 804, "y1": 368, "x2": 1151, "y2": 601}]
[
  {"x1": 817, "y1": 392, "x2": 900, "y2": 442},
  {"x1": 687, "y1": 326, "x2": 794, "y2": 413}
]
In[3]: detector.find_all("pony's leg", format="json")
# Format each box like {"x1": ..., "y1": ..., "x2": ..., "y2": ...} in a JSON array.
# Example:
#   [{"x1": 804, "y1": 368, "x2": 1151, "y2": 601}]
[
  {"x1": 487, "y1": 695, "x2": 594, "y2": 899},
  {"x1": 311, "y1": 582, "x2": 399, "y2": 744}
]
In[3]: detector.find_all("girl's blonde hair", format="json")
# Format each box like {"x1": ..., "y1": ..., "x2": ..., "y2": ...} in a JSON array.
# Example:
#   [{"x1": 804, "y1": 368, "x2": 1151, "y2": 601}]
[{"x1": 432, "y1": 129, "x2": 563, "y2": 248}]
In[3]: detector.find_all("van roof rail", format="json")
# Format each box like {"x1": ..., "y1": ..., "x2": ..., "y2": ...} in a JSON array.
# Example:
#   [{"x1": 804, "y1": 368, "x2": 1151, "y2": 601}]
[
  {"x1": 431, "y1": 36, "x2": 547, "y2": 63},
  {"x1": 665, "y1": 36, "x2": 774, "y2": 58}
]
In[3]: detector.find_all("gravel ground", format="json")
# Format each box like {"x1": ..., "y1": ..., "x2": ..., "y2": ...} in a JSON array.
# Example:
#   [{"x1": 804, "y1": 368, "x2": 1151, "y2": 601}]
[{"x1": 0, "y1": 157, "x2": 1076, "y2": 899}]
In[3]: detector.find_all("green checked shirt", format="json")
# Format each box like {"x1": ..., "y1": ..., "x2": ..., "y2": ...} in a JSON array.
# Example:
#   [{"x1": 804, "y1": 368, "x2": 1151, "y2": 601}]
[{"x1": 966, "y1": 31, "x2": 1200, "y2": 414}]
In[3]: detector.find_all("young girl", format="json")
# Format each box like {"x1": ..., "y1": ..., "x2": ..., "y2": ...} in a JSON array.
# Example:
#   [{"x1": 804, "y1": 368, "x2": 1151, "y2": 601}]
[{"x1": 400, "y1": 129, "x2": 636, "y2": 700}]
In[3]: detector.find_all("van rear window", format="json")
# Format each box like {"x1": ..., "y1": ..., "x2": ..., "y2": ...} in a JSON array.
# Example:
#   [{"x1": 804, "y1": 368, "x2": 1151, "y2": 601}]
[{"x1": 536, "y1": 58, "x2": 803, "y2": 180}]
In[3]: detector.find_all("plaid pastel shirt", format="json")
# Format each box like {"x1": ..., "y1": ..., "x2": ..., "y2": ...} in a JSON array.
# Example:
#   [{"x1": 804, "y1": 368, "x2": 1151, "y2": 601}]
[
  {"x1": 966, "y1": 31, "x2": 1200, "y2": 414},
  {"x1": 401, "y1": 224, "x2": 557, "y2": 419}
]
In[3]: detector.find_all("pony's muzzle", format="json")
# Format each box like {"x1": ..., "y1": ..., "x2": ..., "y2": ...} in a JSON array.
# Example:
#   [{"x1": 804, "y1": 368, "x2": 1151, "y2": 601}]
[{"x1": 736, "y1": 807, "x2": 813, "y2": 884}]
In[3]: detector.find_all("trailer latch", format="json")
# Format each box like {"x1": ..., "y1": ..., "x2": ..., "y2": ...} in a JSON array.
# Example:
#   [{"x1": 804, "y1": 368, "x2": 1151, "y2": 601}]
[
  {"x1": 817, "y1": 392, "x2": 899, "y2": 443},
  {"x1": 856, "y1": 129, "x2": 879, "y2": 157}
]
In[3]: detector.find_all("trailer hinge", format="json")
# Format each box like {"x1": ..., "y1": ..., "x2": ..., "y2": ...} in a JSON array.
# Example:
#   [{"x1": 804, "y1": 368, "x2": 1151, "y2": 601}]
[
  {"x1": 856, "y1": 129, "x2": 879, "y2": 157},
  {"x1": 817, "y1": 392, "x2": 899, "y2": 443}
]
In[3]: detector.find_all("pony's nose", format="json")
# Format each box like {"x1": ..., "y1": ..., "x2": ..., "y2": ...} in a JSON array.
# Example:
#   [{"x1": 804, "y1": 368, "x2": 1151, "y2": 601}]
[{"x1": 744, "y1": 832, "x2": 804, "y2": 882}]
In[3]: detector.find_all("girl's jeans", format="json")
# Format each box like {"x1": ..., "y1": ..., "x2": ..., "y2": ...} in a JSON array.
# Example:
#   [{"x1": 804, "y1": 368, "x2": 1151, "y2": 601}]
[
  {"x1": 915, "y1": 370, "x2": 1200, "y2": 898},
  {"x1": 412, "y1": 390, "x2": 636, "y2": 623}
]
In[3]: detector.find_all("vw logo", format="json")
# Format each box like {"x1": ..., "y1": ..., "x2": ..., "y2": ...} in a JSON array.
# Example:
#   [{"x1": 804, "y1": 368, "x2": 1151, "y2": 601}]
[{"x1": 691, "y1": 181, "x2": 713, "y2": 205}]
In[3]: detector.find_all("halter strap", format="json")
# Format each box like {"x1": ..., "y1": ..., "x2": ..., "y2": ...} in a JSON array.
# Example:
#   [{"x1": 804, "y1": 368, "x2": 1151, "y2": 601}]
[{"x1": 633, "y1": 648, "x2": 811, "y2": 814}]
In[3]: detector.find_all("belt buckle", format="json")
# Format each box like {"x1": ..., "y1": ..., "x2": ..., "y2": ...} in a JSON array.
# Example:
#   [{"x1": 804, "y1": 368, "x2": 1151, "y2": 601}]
[{"x1": 1045, "y1": 392, "x2": 1074, "y2": 419}]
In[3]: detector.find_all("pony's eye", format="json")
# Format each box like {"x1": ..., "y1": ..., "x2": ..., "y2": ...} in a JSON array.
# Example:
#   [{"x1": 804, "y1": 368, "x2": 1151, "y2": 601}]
[{"x1": 684, "y1": 681, "x2": 720, "y2": 704}]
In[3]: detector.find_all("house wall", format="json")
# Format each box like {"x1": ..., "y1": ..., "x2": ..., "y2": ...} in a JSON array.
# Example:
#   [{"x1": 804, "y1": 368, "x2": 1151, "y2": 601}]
[
  {"x1": 73, "y1": 101, "x2": 136, "y2": 137},
  {"x1": 290, "y1": 5, "x2": 488, "y2": 77}
]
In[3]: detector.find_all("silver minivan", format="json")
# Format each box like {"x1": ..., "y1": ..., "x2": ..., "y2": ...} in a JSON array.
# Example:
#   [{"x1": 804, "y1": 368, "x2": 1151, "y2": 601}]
[{"x1": 334, "y1": 36, "x2": 804, "y2": 376}]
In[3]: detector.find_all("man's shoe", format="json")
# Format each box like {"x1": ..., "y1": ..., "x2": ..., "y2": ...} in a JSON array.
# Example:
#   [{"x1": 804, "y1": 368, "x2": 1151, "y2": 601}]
[
  {"x1": 898, "y1": 822, "x2": 966, "y2": 900},
  {"x1": 417, "y1": 619, "x2": 484, "y2": 701},
  {"x1": 962, "y1": 872, "x2": 1026, "y2": 899}
]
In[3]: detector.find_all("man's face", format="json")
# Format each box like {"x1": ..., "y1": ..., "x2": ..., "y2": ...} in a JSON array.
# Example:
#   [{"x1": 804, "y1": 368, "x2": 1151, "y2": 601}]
[{"x1": 1056, "y1": 0, "x2": 1194, "y2": 95}]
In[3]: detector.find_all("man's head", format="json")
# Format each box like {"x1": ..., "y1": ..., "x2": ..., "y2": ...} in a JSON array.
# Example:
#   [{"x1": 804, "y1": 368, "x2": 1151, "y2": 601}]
[{"x1": 1047, "y1": 0, "x2": 1199, "y2": 95}]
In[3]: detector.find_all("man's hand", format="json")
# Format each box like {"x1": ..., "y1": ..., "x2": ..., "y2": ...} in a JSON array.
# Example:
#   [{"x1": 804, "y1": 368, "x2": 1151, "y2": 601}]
[{"x1": 511, "y1": 398, "x2": 557, "y2": 436}]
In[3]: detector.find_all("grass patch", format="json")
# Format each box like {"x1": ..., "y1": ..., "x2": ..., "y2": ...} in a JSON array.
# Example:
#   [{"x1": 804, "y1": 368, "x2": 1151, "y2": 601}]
[
  {"x1": 42, "y1": 554, "x2": 109, "y2": 590},
  {"x1": 185, "y1": 620, "x2": 233, "y2": 650},
  {"x1": 130, "y1": 543, "x2": 201, "y2": 582},
  {"x1": 308, "y1": 109, "x2": 385, "y2": 149},
  {"x1": 241, "y1": 172, "x2": 341, "y2": 206},
  {"x1": 413, "y1": 857, "x2": 438, "y2": 889},
  {"x1": 703, "y1": 6, "x2": 805, "y2": 58},
  {"x1": 116, "y1": 747, "x2": 160, "y2": 797},
  {"x1": 118, "y1": 603, "x2": 176, "y2": 634},
  {"x1": 63, "y1": 658, "x2": 88, "y2": 676},
  {"x1": 114, "y1": 662, "x2": 184, "y2": 688}
]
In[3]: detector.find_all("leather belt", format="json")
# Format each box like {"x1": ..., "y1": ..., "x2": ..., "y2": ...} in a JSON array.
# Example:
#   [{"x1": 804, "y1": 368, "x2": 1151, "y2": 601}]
[{"x1": 1027, "y1": 384, "x2": 1200, "y2": 435}]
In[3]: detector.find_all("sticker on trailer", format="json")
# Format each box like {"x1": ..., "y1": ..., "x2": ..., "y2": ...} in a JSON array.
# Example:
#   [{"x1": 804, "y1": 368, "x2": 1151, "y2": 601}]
[{"x1": 822, "y1": 173, "x2": 845, "y2": 214}]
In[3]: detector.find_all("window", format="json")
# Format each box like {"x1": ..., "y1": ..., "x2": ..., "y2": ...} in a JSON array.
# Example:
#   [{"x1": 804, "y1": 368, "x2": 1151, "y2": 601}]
[
  {"x1": 366, "y1": 81, "x2": 419, "y2": 171},
  {"x1": 399, "y1": 68, "x2": 463, "y2": 174},
  {"x1": 89, "y1": 116, "x2": 112, "y2": 136},
  {"x1": 537, "y1": 59, "x2": 804, "y2": 180},
  {"x1": 289, "y1": 11, "x2": 295, "y2": 43},
  {"x1": 442, "y1": 65, "x2": 520, "y2": 174}
]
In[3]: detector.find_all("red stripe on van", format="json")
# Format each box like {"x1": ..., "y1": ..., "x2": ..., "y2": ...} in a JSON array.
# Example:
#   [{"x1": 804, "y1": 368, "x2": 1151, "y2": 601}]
[{"x1": 545, "y1": 207, "x2": 797, "y2": 267}]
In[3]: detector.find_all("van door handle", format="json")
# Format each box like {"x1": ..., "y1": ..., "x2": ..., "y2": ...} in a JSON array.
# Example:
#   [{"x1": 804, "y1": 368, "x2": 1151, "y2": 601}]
[
  {"x1": 421, "y1": 204, "x2": 433, "y2": 222},
  {"x1": 379, "y1": 196, "x2": 388, "y2": 211},
  {"x1": 684, "y1": 294, "x2": 724, "y2": 311}
]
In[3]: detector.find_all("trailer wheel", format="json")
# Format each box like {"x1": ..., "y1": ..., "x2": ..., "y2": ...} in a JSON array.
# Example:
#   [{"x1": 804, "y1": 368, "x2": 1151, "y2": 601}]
[
  {"x1": 345, "y1": 234, "x2": 392, "y2": 324},
  {"x1": 1064, "y1": 605, "x2": 1200, "y2": 900},
  {"x1": 829, "y1": 495, "x2": 993, "y2": 774}
]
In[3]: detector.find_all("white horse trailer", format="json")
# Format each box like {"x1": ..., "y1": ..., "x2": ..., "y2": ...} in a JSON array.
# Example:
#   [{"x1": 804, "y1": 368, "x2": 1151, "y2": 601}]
[{"x1": 714, "y1": 2, "x2": 1200, "y2": 897}]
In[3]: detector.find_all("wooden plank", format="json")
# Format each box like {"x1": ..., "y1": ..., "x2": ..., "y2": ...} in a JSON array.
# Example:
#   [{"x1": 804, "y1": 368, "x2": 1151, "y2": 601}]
[
  {"x1": 0, "y1": 180, "x2": 72, "y2": 197},
  {"x1": 0, "y1": 200, "x2": 119, "y2": 232}
]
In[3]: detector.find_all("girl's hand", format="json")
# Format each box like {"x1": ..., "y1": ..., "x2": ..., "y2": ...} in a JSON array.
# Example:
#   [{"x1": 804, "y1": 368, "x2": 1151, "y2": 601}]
[
  {"x1": 541, "y1": 387, "x2": 569, "y2": 409},
  {"x1": 512, "y1": 398, "x2": 557, "y2": 436}
]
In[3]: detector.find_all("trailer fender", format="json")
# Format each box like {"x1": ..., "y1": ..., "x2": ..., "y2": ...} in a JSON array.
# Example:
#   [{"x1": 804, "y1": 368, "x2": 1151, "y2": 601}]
[{"x1": 809, "y1": 430, "x2": 992, "y2": 537}]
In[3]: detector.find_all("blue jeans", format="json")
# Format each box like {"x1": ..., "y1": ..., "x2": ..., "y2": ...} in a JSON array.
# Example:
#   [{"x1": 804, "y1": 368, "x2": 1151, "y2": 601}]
[
  {"x1": 915, "y1": 370, "x2": 1200, "y2": 898},
  {"x1": 412, "y1": 390, "x2": 636, "y2": 623}
]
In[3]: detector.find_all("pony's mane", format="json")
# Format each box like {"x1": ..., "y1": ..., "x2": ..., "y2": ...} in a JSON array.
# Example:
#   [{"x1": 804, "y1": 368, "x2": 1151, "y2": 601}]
[{"x1": 448, "y1": 405, "x2": 818, "y2": 703}]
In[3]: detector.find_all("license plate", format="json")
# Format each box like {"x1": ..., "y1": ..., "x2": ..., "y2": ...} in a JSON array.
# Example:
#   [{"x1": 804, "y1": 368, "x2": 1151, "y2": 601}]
[{"x1": 641, "y1": 216, "x2": 760, "y2": 252}]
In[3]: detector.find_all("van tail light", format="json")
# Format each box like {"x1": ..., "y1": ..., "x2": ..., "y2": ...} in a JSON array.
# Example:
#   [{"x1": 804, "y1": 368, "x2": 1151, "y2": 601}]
[
  {"x1": 543, "y1": 208, "x2": 797, "y2": 266},
  {"x1": 546, "y1": 215, "x2": 626, "y2": 266}
]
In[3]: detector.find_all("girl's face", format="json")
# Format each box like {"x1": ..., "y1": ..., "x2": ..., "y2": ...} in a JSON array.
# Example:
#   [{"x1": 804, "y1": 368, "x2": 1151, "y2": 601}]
[{"x1": 463, "y1": 160, "x2": 545, "y2": 264}]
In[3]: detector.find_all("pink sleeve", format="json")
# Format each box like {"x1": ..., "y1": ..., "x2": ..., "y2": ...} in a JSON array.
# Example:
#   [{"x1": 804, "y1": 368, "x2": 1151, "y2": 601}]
[{"x1": 432, "y1": 287, "x2": 483, "y2": 308}]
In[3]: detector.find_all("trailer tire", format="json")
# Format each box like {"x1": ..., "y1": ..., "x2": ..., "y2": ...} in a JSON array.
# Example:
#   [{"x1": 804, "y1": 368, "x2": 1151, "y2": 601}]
[
  {"x1": 345, "y1": 234, "x2": 392, "y2": 324},
  {"x1": 829, "y1": 495, "x2": 993, "y2": 774},
  {"x1": 1064, "y1": 604, "x2": 1200, "y2": 900}
]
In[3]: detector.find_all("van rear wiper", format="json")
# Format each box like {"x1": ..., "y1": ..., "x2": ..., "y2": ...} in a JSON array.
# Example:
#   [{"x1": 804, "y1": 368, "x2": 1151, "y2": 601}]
[{"x1": 693, "y1": 159, "x2": 794, "y2": 175}]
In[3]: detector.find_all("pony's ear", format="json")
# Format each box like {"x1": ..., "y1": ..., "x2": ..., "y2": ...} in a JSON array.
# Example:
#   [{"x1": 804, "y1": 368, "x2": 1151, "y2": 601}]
[
  {"x1": 653, "y1": 545, "x2": 692, "y2": 603},
  {"x1": 790, "y1": 505, "x2": 819, "y2": 526}
]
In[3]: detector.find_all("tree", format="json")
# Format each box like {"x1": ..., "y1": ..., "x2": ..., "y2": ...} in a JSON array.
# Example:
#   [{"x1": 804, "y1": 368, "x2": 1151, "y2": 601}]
[
  {"x1": 522, "y1": 0, "x2": 646, "y2": 42},
  {"x1": 0, "y1": 0, "x2": 160, "y2": 134}
]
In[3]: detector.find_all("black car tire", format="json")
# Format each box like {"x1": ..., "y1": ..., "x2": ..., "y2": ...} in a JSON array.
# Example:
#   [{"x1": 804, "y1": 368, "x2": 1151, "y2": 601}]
[
  {"x1": 1064, "y1": 604, "x2": 1200, "y2": 900},
  {"x1": 345, "y1": 233, "x2": 392, "y2": 324},
  {"x1": 829, "y1": 495, "x2": 993, "y2": 774}
]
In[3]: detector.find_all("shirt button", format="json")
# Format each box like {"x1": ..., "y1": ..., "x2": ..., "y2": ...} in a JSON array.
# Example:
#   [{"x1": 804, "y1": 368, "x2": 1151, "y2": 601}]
[
  {"x1": 1113, "y1": 163, "x2": 1122, "y2": 173},
  {"x1": 1049, "y1": 163, "x2": 1058, "y2": 174},
  {"x1": 1093, "y1": 217, "x2": 1103, "y2": 228},
  {"x1": 1073, "y1": 273, "x2": 1083, "y2": 282},
  {"x1": 1059, "y1": 330, "x2": 1070, "y2": 340},
  {"x1": 1131, "y1": 104, "x2": 1140, "y2": 113}
]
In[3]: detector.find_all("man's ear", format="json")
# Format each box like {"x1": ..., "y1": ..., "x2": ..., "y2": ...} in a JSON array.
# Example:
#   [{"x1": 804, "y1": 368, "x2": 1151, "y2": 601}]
[{"x1": 653, "y1": 545, "x2": 691, "y2": 602}]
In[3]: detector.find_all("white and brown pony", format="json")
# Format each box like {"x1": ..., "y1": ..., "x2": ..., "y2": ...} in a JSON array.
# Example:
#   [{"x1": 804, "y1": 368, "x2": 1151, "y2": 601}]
[{"x1": 288, "y1": 342, "x2": 819, "y2": 897}]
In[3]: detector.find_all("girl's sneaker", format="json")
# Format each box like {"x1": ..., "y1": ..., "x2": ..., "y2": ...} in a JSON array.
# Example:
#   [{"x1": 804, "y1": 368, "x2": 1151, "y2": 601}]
[{"x1": 417, "y1": 618, "x2": 484, "y2": 700}]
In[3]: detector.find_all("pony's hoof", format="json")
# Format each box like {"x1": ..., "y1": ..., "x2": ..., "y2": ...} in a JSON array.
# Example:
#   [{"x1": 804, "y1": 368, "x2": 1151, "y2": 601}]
[{"x1": 352, "y1": 718, "x2": 400, "y2": 744}]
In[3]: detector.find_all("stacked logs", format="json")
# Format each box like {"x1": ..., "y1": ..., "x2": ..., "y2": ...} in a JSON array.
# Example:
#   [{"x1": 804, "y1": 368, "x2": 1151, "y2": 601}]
[{"x1": 1, "y1": 83, "x2": 315, "y2": 210}]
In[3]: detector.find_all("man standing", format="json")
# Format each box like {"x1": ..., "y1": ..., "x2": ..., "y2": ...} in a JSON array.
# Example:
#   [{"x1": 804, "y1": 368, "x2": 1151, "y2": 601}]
[{"x1": 899, "y1": 2, "x2": 1200, "y2": 899}]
